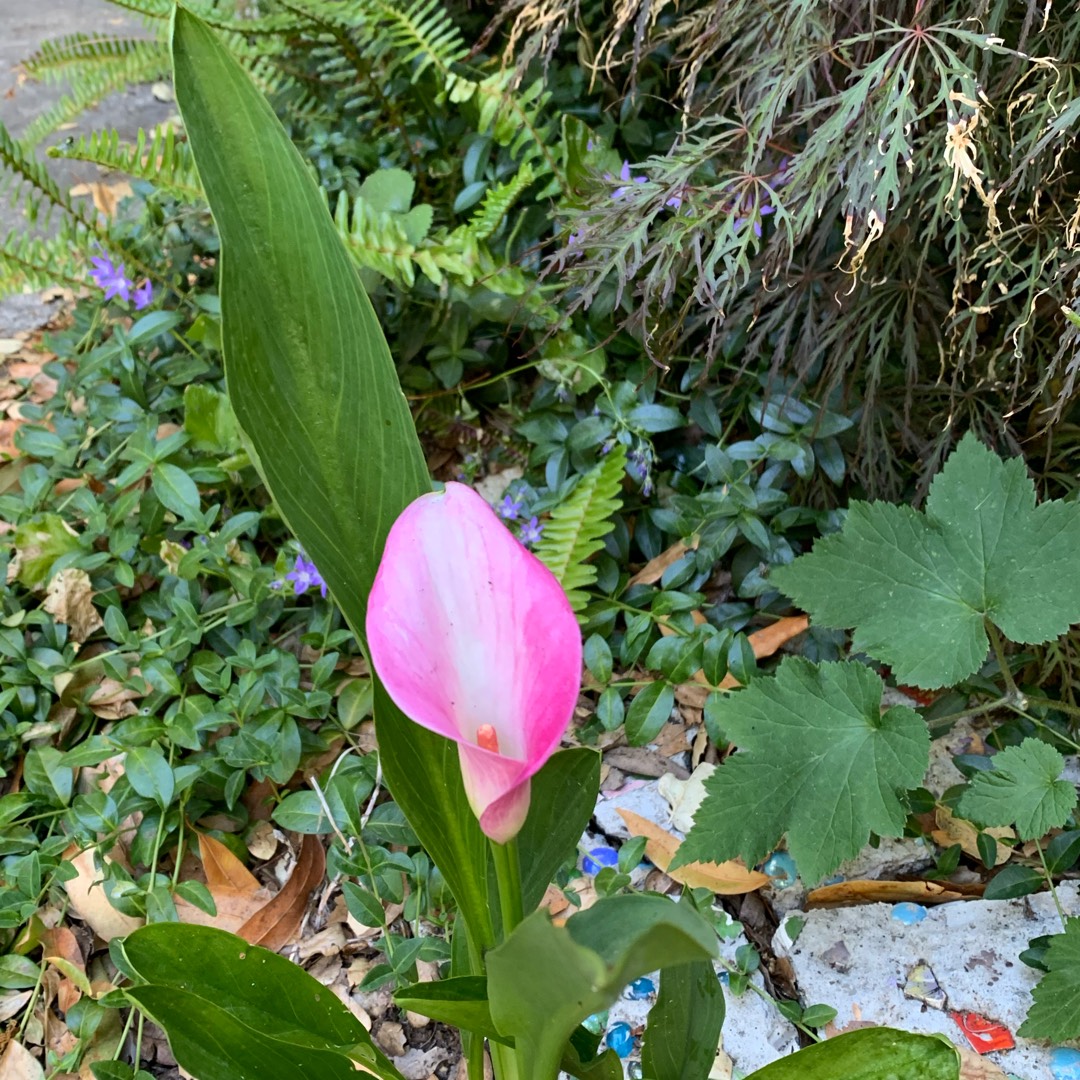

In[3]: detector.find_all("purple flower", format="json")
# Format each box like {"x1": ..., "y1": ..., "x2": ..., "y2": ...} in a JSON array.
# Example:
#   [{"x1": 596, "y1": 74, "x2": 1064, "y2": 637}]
[
  {"x1": 90, "y1": 254, "x2": 133, "y2": 302},
  {"x1": 518, "y1": 516, "x2": 544, "y2": 547},
  {"x1": 133, "y1": 280, "x2": 153, "y2": 310},
  {"x1": 611, "y1": 160, "x2": 647, "y2": 200},
  {"x1": 285, "y1": 552, "x2": 328, "y2": 598},
  {"x1": 734, "y1": 202, "x2": 774, "y2": 238},
  {"x1": 498, "y1": 494, "x2": 524, "y2": 521}
]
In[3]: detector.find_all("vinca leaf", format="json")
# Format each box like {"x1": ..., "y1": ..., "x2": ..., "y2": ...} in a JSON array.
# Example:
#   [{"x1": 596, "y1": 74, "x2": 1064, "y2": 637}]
[
  {"x1": 956, "y1": 738, "x2": 1076, "y2": 841},
  {"x1": 773, "y1": 433, "x2": 1080, "y2": 688},
  {"x1": 673, "y1": 658, "x2": 928, "y2": 885}
]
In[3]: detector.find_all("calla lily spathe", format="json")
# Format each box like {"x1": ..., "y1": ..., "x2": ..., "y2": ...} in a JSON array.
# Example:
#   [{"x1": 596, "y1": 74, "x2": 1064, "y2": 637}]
[{"x1": 366, "y1": 483, "x2": 582, "y2": 843}]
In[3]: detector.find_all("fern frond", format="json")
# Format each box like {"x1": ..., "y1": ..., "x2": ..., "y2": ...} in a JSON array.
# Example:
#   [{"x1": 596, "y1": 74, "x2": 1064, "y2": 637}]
[
  {"x1": 49, "y1": 126, "x2": 204, "y2": 203},
  {"x1": 20, "y1": 44, "x2": 169, "y2": 148},
  {"x1": 0, "y1": 224, "x2": 94, "y2": 294},
  {"x1": 22, "y1": 34, "x2": 157, "y2": 83},
  {"x1": 0, "y1": 122, "x2": 92, "y2": 231},
  {"x1": 364, "y1": 0, "x2": 468, "y2": 80},
  {"x1": 535, "y1": 444, "x2": 627, "y2": 612},
  {"x1": 458, "y1": 164, "x2": 535, "y2": 244}
]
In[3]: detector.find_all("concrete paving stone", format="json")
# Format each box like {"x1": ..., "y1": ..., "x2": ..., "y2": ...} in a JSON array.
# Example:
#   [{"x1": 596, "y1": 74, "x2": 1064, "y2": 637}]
[{"x1": 774, "y1": 884, "x2": 1080, "y2": 1079}]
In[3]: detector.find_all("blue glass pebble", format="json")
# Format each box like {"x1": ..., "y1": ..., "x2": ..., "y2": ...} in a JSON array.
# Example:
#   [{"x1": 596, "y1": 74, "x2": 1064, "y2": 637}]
[
  {"x1": 583, "y1": 846, "x2": 619, "y2": 875},
  {"x1": 626, "y1": 976, "x2": 655, "y2": 1000},
  {"x1": 762, "y1": 851, "x2": 798, "y2": 889},
  {"x1": 606, "y1": 1022, "x2": 634, "y2": 1059},
  {"x1": 1051, "y1": 1048, "x2": 1080, "y2": 1080},
  {"x1": 891, "y1": 902, "x2": 928, "y2": 925},
  {"x1": 582, "y1": 1010, "x2": 609, "y2": 1036}
]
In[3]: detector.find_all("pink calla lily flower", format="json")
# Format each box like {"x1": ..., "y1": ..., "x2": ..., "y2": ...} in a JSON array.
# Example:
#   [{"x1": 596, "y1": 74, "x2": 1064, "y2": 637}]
[{"x1": 366, "y1": 483, "x2": 582, "y2": 844}]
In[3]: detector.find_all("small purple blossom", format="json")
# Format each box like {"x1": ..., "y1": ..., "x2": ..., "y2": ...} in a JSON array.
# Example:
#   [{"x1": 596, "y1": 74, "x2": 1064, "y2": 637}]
[
  {"x1": 518, "y1": 516, "x2": 544, "y2": 547},
  {"x1": 610, "y1": 160, "x2": 647, "y2": 200},
  {"x1": 498, "y1": 494, "x2": 524, "y2": 521},
  {"x1": 285, "y1": 552, "x2": 328, "y2": 598},
  {"x1": 733, "y1": 201, "x2": 775, "y2": 238},
  {"x1": 132, "y1": 280, "x2": 153, "y2": 310},
  {"x1": 89, "y1": 254, "x2": 133, "y2": 302}
]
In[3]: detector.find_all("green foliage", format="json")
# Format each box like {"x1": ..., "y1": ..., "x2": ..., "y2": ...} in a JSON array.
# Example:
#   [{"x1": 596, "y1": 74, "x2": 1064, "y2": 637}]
[
  {"x1": 121, "y1": 924, "x2": 404, "y2": 1080},
  {"x1": 773, "y1": 434, "x2": 1080, "y2": 688},
  {"x1": 640, "y1": 960, "x2": 724, "y2": 1080},
  {"x1": 535, "y1": 444, "x2": 626, "y2": 611},
  {"x1": 1020, "y1": 917, "x2": 1080, "y2": 1040},
  {"x1": 675, "y1": 659, "x2": 929, "y2": 885},
  {"x1": 740, "y1": 1028, "x2": 959, "y2": 1080},
  {"x1": 956, "y1": 739, "x2": 1077, "y2": 841}
]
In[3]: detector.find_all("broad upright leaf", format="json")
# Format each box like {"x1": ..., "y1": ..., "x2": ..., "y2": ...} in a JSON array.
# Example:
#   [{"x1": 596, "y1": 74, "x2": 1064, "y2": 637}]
[
  {"x1": 673, "y1": 658, "x2": 928, "y2": 885},
  {"x1": 957, "y1": 738, "x2": 1076, "y2": 841},
  {"x1": 170, "y1": 8, "x2": 493, "y2": 949},
  {"x1": 641, "y1": 960, "x2": 724, "y2": 1080},
  {"x1": 773, "y1": 433, "x2": 1080, "y2": 688},
  {"x1": 486, "y1": 894, "x2": 717, "y2": 1080},
  {"x1": 742, "y1": 1028, "x2": 958, "y2": 1080},
  {"x1": 1019, "y1": 917, "x2": 1080, "y2": 1040},
  {"x1": 120, "y1": 924, "x2": 403, "y2": 1080}
]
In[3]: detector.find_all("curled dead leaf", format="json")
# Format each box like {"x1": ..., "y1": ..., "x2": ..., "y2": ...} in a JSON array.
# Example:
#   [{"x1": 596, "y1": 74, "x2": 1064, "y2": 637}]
[
  {"x1": 932, "y1": 806, "x2": 1013, "y2": 866},
  {"x1": 43, "y1": 569, "x2": 103, "y2": 644},
  {"x1": 61, "y1": 845, "x2": 143, "y2": 942},
  {"x1": 0, "y1": 1040, "x2": 43, "y2": 1080},
  {"x1": 807, "y1": 878, "x2": 984, "y2": 908},
  {"x1": 628, "y1": 538, "x2": 699, "y2": 586},
  {"x1": 617, "y1": 808, "x2": 768, "y2": 894}
]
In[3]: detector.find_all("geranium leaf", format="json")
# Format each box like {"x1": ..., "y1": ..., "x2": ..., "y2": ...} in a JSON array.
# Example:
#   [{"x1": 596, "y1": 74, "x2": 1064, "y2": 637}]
[
  {"x1": 956, "y1": 738, "x2": 1076, "y2": 840},
  {"x1": 1019, "y1": 917, "x2": 1080, "y2": 1041},
  {"x1": 672, "y1": 658, "x2": 928, "y2": 885},
  {"x1": 772, "y1": 433, "x2": 1080, "y2": 688}
]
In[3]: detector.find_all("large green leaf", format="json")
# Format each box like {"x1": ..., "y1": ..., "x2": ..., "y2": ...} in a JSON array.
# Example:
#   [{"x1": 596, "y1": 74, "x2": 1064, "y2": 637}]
[
  {"x1": 517, "y1": 747, "x2": 600, "y2": 911},
  {"x1": 486, "y1": 894, "x2": 718, "y2": 1080},
  {"x1": 393, "y1": 977, "x2": 503, "y2": 1042},
  {"x1": 641, "y1": 960, "x2": 724, "y2": 1080},
  {"x1": 742, "y1": 1028, "x2": 958, "y2": 1080},
  {"x1": 772, "y1": 432, "x2": 1080, "y2": 688},
  {"x1": 169, "y1": 7, "x2": 493, "y2": 949},
  {"x1": 957, "y1": 737, "x2": 1077, "y2": 841},
  {"x1": 120, "y1": 924, "x2": 402, "y2": 1080},
  {"x1": 674, "y1": 658, "x2": 928, "y2": 885}
]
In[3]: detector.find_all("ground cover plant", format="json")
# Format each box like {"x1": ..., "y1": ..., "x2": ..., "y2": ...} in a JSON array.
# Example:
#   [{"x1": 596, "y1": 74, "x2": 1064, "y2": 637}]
[{"x1": 2, "y1": 0, "x2": 1080, "y2": 1078}]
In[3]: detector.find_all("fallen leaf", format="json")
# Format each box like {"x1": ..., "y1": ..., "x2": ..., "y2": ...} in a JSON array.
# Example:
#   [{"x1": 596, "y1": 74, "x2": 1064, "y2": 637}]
[
  {"x1": 40, "y1": 926, "x2": 86, "y2": 1012},
  {"x1": 958, "y1": 1047, "x2": 1008, "y2": 1079},
  {"x1": 61, "y1": 845, "x2": 144, "y2": 941},
  {"x1": 69, "y1": 180, "x2": 133, "y2": 218},
  {"x1": 0, "y1": 1041, "x2": 43, "y2": 1080},
  {"x1": 617, "y1": 808, "x2": 769, "y2": 894},
  {"x1": 0, "y1": 992, "x2": 32, "y2": 1023},
  {"x1": 176, "y1": 834, "x2": 271, "y2": 933},
  {"x1": 807, "y1": 878, "x2": 984, "y2": 908},
  {"x1": 628, "y1": 538, "x2": 698, "y2": 586},
  {"x1": 376, "y1": 1021, "x2": 407, "y2": 1057},
  {"x1": 246, "y1": 820, "x2": 278, "y2": 861},
  {"x1": 932, "y1": 806, "x2": 1013, "y2": 866},
  {"x1": 42, "y1": 569, "x2": 103, "y2": 644},
  {"x1": 87, "y1": 675, "x2": 149, "y2": 720},
  {"x1": 604, "y1": 746, "x2": 689, "y2": 780},
  {"x1": 236, "y1": 833, "x2": 326, "y2": 951}
]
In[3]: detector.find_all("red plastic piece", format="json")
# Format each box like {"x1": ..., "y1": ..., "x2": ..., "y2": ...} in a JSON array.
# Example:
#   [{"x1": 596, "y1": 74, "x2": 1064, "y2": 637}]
[{"x1": 950, "y1": 1010, "x2": 1015, "y2": 1053}]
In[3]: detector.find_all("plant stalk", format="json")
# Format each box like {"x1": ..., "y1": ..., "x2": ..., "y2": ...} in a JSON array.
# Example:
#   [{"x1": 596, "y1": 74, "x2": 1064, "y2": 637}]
[{"x1": 491, "y1": 837, "x2": 524, "y2": 938}]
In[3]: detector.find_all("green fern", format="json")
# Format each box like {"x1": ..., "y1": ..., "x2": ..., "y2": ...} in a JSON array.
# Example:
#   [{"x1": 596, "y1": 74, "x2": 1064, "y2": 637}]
[
  {"x1": 22, "y1": 34, "x2": 156, "y2": 83},
  {"x1": 0, "y1": 227, "x2": 95, "y2": 295},
  {"x1": 535, "y1": 444, "x2": 627, "y2": 612},
  {"x1": 49, "y1": 126, "x2": 204, "y2": 203}
]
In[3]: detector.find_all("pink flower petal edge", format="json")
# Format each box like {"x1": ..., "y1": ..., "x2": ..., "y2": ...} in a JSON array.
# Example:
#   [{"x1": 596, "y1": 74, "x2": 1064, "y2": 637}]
[{"x1": 366, "y1": 482, "x2": 582, "y2": 844}]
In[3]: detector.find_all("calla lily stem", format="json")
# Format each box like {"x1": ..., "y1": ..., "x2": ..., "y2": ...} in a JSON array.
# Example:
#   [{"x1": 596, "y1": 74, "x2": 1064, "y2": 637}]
[{"x1": 492, "y1": 837, "x2": 525, "y2": 936}]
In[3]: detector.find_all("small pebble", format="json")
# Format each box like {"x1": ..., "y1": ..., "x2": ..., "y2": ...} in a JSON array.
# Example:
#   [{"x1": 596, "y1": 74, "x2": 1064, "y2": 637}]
[
  {"x1": 582, "y1": 1010, "x2": 609, "y2": 1035},
  {"x1": 583, "y1": 846, "x2": 619, "y2": 875},
  {"x1": 626, "y1": 976, "x2": 655, "y2": 1000},
  {"x1": 626, "y1": 1063, "x2": 643, "y2": 1080},
  {"x1": 891, "y1": 902, "x2": 928, "y2": 925},
  {"x1": 606, "y1": 1022, "x2": 634, "y2": 1059},
  {"x1": 762, "y1": 851, "x2": 798, "y2": 889},
  {"x1": 1051, "y1": 1048, "x2": 1080, "y2": 1079}
]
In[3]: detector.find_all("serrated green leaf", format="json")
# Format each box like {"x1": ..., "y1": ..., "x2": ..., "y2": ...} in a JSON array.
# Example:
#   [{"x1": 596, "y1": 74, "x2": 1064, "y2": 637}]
[
  {"x1": 956, "y1": 738, "x2": 1076, "y2": 841},
  {"x1": 1020, "y1": 917, "x2": 1080, "y2": 1040},
  {"x1": 673, "y1": 658, "x2": 928, "y2": 884},
  {"x1": 773, "y1": 433, "x2": 1080, "y2": 688}
]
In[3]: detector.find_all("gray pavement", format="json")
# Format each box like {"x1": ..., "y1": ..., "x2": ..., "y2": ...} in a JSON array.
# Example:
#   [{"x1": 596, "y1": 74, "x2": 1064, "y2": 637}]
[{"x1": 0, "y1": 0, "x2": 173, "y2": 330}]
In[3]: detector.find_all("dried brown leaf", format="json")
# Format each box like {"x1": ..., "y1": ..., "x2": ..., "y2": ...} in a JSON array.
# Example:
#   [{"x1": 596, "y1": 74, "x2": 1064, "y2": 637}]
[
  {"x1": 807, "y1": 878, "x2": 984, "y2": 908},
  {"x1": 628, "y1": 538, "x2": 698, "y2": 586},
  {"x1": 42, "y1": 569, "x2": 102, "y2": 644},
  {"x1": 61, "y1": 845, "x2": 144, "y2": 941}
]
